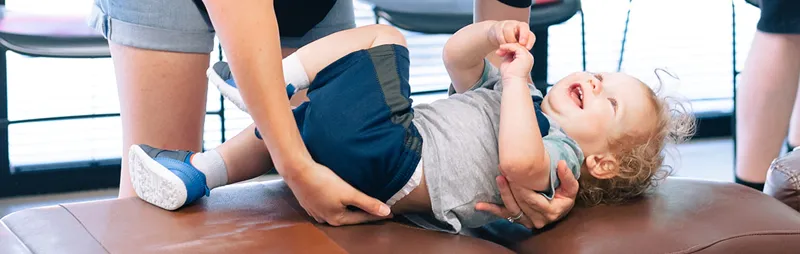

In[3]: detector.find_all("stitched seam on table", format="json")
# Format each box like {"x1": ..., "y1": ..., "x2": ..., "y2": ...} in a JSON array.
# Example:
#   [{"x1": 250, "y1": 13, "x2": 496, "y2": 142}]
[
  {"x1": 0, "y1": 221, "x2": 33, "y2": 254},
  {"x1": 665, "y1": 230, "x2": 800, "y2": 254},
  {"x1": 772, "y1": 165, "x2": 800, "y2": 211},
  {"x1": 59, "y1": 205, "x2": 110, "y2": 254}
]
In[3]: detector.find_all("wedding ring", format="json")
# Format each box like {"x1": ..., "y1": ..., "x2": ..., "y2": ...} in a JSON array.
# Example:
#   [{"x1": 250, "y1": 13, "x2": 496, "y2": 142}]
[{"x1": 507, "y1": 212, "x2": 524, "y2": 223}]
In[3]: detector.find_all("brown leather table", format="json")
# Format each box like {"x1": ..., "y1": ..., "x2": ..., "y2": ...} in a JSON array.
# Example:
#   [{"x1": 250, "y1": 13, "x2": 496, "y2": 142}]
[
  {"x1": 1, "y1": 181, "x2": 508, "y2": 254},
  {"x1": 3, "y1": 178, "x2": 800, "y2": 253}
]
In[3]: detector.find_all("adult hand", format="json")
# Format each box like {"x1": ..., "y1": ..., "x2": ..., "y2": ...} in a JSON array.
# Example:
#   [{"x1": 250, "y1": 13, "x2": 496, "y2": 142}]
[
  {"x1": 284, "y1": 161, "x2": 392, "y2": 226},
  {"x1": 476, "y1": 160, "x2": 579, "y2": 229}
]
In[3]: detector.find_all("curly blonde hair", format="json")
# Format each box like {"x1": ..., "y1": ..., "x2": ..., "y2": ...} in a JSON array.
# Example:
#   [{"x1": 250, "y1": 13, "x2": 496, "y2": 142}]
[{"x1": 577, "y1": 69, "x2": 696, "y2": 206}]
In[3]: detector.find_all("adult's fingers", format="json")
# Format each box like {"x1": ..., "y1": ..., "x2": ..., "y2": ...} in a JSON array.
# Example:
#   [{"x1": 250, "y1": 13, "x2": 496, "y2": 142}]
[
  {"x1": 513, "y1": 183, "x2": 552, "y2": 215},
  {"x1": 495, "y1": 175, "x2": 523, "y2": 216},
  {"x1": 501, "y1": 180, "x2": 555, "y2": 229},
  {"x1": 554, "y1": 160, "x2": 579, "y2": 198},
  {"x1": 330, "y1": 210, "x2": 391, "y2": 226},
  {"x1": 476, "y1": 201, "x2": 534, "y2": 229},
  {"x1": 344, "y1": 189, "x2": 391, "y2": 217},
  {"x1": 495, "y1": 175, "x2": 537, "y2": 229},
  {"x1": 475, "y1": 202, "x2": 506, "y2": 217}
]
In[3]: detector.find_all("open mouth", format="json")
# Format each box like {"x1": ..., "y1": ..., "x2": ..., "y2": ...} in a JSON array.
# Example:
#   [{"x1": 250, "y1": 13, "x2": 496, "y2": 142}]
[{"x1": 569, "y1": 83, "x2": 584, "y2": 109}]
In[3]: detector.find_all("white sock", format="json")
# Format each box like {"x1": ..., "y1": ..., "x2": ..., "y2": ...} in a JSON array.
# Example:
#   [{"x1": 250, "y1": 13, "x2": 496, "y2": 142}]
[
  {"x1": 190, "y1": 149, "x2": 228, "y2": 189},
  {"x1": 282, "y1": 53, "x2": 310, "y2": 91}
]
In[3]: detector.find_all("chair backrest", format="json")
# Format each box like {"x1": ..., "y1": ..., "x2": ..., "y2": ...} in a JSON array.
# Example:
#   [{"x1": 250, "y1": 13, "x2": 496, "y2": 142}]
[
  {"x1": 0, "y1": 7, "x2": 109, "y2": 58},
  {"x1": 365, "y1": 0, "x2": 581, "y2": 34}
]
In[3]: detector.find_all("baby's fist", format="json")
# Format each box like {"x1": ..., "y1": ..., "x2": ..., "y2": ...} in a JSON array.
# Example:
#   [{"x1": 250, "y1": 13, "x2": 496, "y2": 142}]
[
  {"x1": 497, "y1": 43, "x2": 534, "y2": 82},
  {"x1": 489, "y1": 20, "x2": 536, "y2": 50}
]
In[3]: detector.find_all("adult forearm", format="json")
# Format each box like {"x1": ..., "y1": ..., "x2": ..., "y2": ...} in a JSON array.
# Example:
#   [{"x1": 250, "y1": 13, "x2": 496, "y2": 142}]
[{"x1": 204, "y1": 0, "x2": 312, "y2": 176}]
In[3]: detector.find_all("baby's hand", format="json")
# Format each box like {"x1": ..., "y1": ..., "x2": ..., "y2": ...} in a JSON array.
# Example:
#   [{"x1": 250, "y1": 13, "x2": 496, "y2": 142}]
[
  {"x1": 497, "y1": 43, "x2": 534, "y2": 82},
  {"x1": 488, "y1": 20, "x2": 536, "y2": 50}
]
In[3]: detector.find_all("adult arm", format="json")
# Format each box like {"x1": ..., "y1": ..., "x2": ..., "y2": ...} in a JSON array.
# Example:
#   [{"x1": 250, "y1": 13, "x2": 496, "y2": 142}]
[{"x1": 203, "y1": 0, "x2": 390, "y2": 225}]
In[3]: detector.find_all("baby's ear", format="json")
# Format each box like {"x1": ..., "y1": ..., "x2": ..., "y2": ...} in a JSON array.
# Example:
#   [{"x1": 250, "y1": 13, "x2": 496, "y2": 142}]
[{"x1": 584, "y1": 154, "x2": 619, "y2": 179}]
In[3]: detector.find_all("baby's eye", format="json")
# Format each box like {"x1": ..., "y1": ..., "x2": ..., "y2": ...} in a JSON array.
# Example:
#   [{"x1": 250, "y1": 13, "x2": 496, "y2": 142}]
[
  {"x1": 593, "y1": 73, "x2": 604, "y2": 81},
  {"x1": 608, "y1": 98, "x2": 618, "y2": 112}
]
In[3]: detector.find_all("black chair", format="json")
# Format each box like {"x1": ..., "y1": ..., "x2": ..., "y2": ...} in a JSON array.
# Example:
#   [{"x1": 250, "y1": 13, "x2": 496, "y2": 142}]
[
  {"x1": 0, "y1": 6, "x2": 113, "y2": 196},
  {"x1": 363, "y1": 0, "x2": 583, "y2": 95}
]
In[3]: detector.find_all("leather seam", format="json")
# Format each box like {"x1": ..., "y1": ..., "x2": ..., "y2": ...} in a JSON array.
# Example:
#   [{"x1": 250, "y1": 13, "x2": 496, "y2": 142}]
[
  {"x1": 59, "y1": 205, "x2": 110, "y2": 254},
  {"x1": 667, "y1": 230, "x2": 800, "y2": 254},
  {"x1": 0, "y1": 221, "x2": 33, "y2": 254},
  {"x1": 771, "y1": 164, "x2": 800, "y2": 211}
]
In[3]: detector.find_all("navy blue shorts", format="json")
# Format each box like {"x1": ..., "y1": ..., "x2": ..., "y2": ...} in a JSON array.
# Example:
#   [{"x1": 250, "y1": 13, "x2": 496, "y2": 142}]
[{"x1": 258, "y1": 44, "x2": 422, "y2": 203}]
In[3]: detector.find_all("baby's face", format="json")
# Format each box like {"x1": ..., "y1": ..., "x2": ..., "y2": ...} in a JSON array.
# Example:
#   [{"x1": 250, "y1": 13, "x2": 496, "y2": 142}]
[{"x1": 541, "y1": 72, "x2": 656, "y2": 156}]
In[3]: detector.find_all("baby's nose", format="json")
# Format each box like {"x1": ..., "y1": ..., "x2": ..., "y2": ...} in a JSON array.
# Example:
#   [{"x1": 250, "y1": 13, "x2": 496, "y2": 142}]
[{"x1": 589, "y1": 78, "x2": 603, "y2": 94}]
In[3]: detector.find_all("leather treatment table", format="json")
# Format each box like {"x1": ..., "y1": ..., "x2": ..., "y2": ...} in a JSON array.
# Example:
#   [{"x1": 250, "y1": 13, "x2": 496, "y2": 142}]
[{"x1": 3, "y1": 177, "x2": 800, "y2": 253}]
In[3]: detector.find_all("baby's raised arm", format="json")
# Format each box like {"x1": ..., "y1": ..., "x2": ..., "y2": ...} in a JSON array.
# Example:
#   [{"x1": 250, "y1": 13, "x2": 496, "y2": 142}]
[
  {"x1": 442, "y1": 20, "x2": 534, "y2": 93},
  {"x1": 495, "y1": 43, "x2": 552, "y2": 192}
]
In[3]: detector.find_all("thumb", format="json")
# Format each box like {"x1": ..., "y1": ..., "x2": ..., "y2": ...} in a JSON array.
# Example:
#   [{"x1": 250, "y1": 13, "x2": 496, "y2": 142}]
[
  {"x1": 346, "y1": 190, "x2": 391, "y2": 217},
  {"x1": 555, "y1": 160, "x2": 579, "y2": 197},
  {"x1": 335, "y1": 210, "x2": 392, "y2": 226}
]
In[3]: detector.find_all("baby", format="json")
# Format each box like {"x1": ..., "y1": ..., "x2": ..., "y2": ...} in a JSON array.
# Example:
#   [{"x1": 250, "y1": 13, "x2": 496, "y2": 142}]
[{"x1": 128, "y1": 21, "x2": 694, "y2": 234}]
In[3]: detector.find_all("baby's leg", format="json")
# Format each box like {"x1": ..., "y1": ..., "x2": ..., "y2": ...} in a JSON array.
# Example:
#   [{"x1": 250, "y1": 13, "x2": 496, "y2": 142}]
[
  {"x1": 293, "y1": 24, "x2": 408, "y2": 84},
  {"x1": 128, "y1": 123, "x2": 272, "y2": 211},
  {"x1": 211, "y1": 24, "x2": 409, "y2": 113},
  {"x1": 130, "y1": 25, "x2": 410, "y2": 211}
]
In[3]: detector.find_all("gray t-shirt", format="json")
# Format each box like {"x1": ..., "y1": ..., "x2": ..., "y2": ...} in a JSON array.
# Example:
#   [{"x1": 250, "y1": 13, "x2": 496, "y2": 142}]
[{"x1": 405, "y1": 61, "x2": 584, "y2": 234}]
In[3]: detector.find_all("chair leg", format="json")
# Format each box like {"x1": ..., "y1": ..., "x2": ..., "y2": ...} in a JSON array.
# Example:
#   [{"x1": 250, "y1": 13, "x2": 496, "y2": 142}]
[
  {"x1": 531, "y1": 28, "x2": 549, "y2": 97},
  {"x1": 731, "y1": 0, "x2": 738, "y2": 168},
  {"x1": 0, "y1": 48, "x2": 10, "y2": 180}
]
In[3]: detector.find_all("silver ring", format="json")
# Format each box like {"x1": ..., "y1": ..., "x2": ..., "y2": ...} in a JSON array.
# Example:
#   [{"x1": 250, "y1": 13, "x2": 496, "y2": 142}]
[{"x1": 506, "y1": 212, "x2": 524, "y2": 223}]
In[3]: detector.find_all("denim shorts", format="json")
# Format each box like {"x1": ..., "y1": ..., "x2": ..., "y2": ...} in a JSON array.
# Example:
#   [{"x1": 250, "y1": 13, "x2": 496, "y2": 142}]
[{"x1": 88, "y1": 0, "x2": 356, "y2": 53}]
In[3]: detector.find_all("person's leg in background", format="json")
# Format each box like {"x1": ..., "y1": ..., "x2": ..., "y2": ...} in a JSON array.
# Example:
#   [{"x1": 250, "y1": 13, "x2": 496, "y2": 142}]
[
  {"x1": 89, "y1": 0, "x2": 218, "y2": 198},
  {"x1": 90, "y1": 0, "x2": 357, "y2": 197},
  {"x1": 110, "y1": 45, "x2": 211, "y2": 198},
  {"x1": 735, "y1": 0, "x2": 800, "y2": 191},
  {"x1": 474, "y1": 0, "x2": 531, "y2": 68}
]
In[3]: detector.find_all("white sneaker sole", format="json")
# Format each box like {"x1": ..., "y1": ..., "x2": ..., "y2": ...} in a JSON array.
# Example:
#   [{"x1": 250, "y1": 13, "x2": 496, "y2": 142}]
[
  {"x1": 129, "y1": 145, "x2": 187, "y2": 211},
  {"x1": 207, "y1": 67, "x2": 249, "y2": 114}
]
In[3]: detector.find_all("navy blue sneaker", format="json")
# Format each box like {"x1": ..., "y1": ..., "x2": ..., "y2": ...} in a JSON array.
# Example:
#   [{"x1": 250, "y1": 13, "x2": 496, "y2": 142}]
[
  {"x1": 206, "y1": 61, "x2": 296, "y2": 114},
  {"x1": 128, "y1": 144, "x2": 210, "y2": 210}
]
